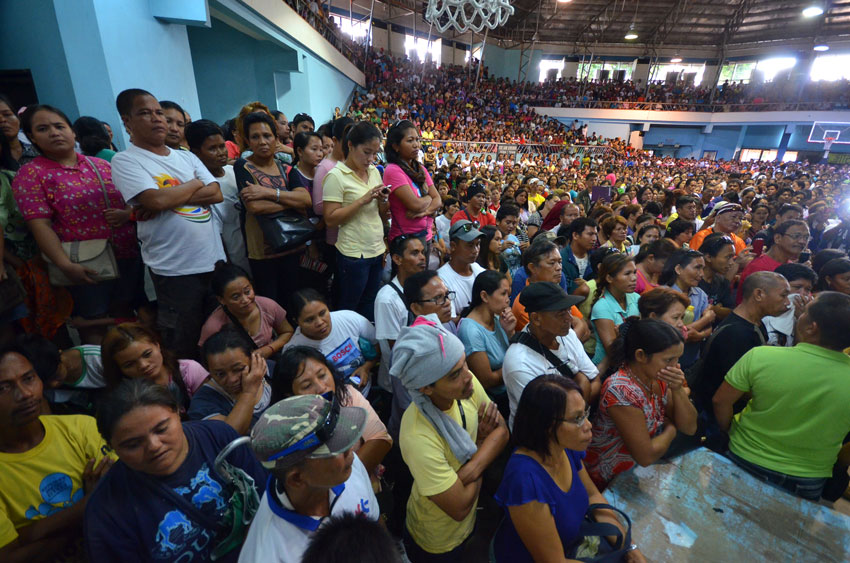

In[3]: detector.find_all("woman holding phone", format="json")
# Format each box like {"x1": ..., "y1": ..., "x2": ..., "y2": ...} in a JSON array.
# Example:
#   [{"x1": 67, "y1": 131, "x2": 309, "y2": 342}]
[{"x1": 322, "y1": 122, "x2": 390, "y2": 321}]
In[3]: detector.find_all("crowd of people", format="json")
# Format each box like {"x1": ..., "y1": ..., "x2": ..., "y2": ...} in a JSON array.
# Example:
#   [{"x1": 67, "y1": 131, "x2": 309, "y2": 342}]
[{"x1": 1, "y1": 76, "x2": 850, "y2": 563}]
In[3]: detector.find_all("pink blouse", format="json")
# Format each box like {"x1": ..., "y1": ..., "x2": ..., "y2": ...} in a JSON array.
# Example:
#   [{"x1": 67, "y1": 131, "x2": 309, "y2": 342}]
[
  {"x1": 384, "y1": 163, "x2": 434, "y2": 241},
  {"x1": 11, "y1": 154, "x2": 137, "y2": 259}
]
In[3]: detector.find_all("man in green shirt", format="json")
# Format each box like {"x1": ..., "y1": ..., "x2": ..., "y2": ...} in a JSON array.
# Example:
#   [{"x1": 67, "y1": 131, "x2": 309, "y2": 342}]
[{"x1": 713, "y1": 291, "x2": 850, "y2": 500}]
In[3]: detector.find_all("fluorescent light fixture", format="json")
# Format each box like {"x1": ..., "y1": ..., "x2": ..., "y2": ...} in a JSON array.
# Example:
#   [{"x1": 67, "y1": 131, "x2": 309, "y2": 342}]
[
  {"x1": 802, "y1": 5, "x2": 824, "y2": 17},
  {"x1": 670, "y1": 56, "x2": 682, "y2": 63},
  {"x1": 814, "y1": 44, "x2": 829, "y2": 51}
]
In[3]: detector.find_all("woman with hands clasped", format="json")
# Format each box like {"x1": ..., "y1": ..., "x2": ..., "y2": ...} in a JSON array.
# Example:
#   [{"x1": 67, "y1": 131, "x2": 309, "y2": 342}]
[
  {"x1": 494, "y1": 375, "x2": 646, "y2": 563},
  {"x1": 585, "y1": 318, "x2": 697, "y2": 489},
  {"x1": 322, "y1": 122, "x2": 389, "y2": 320}
]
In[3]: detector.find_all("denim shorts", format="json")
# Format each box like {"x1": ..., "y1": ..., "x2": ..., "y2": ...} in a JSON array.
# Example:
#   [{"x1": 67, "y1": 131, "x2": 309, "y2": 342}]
[{"x1": 727, "y1": 451, "x2": 827, "y2": 501}]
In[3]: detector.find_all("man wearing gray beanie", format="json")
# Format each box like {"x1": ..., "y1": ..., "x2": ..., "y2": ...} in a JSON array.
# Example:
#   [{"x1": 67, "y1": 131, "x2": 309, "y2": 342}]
[{"x1": 392, "y1": 314, "x2": 508, "y2": 561}]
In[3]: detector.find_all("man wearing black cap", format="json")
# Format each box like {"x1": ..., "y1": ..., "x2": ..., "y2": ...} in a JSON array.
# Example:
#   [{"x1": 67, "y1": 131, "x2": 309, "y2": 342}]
[
  {"x1": 437, "y1": 220, "x2": 486, "y2": 313},
  {"x1": 502, "y1": 282, "x2": 600, "y2": 428},
  {"x1": 450, "y1": 181, "x2": 496, "y2": 227}
]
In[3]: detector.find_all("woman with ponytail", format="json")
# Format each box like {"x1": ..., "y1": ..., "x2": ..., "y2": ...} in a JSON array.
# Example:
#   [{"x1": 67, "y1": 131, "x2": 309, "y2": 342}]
[
  {"x1": 590, "y1": 253, "x2": 639, "y2": 365},
  {"x1": 584, "y1": 318, "x2": 697, "y2": 489},
  {"x1": 384, "y1": 120, "x2": 442, "y2": 245}
]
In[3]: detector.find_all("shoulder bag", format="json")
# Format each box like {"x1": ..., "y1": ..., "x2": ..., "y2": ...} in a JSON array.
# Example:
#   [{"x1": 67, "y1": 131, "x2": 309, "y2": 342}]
[
  {"x1": 568, "y1": 503, "x2": 635, "y2": 562},
  {"x1": 245, "y1": 161, "x2": 317, "y2": 254},
  {"x1": 43, "y1": 157, "x2": 119, "y2": 286}
]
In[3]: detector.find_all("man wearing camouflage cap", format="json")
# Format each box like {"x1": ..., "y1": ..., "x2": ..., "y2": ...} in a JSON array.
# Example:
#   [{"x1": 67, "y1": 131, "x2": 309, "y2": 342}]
[{"x1": 239, "y1": 394, "x2": 378, "y2": 562}]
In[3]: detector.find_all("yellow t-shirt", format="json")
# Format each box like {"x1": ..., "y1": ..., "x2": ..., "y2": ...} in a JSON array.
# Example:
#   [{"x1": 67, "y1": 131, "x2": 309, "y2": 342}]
[
  {"x1": 399, "y1": 377, "x2": 489, "y2": 553},
  {"x1": 322, "y1": 162, "x2": 386, "y2": 259},
  {"x1": 529, "y1": 192, "x2": 546, "y2": 209},
  {"x1": 0, "y1": 415, "x2": 113, "y2": 547}
]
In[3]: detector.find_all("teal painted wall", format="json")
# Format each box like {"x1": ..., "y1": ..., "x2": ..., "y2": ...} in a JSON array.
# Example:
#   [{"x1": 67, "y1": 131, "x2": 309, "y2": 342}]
[{"x1": 0, "y1": 0, "x2": 77, "y2": 113}]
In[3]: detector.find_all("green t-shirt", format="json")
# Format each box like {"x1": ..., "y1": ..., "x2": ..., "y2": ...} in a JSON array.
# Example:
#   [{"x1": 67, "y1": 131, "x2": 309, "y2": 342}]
[{"x1": 726, "y1": 343, "x2": 850, "y2": 478}]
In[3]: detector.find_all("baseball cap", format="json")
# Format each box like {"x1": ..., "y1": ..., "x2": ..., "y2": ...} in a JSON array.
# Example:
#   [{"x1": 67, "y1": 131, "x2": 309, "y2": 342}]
[
  {"x1": 250, "y1": 394, "x2": 366, "y2": 470},
  {"x1": 450, "y1": 219, "x2": 485, "y2": 242},
  {"x1": 519, "y1": 282, "x2": 585, "y2": 313}
]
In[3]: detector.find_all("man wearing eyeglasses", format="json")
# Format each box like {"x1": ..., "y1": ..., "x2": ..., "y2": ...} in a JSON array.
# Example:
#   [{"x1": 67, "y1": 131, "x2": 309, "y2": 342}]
[
  {"x1": 736, "y1": 220, "x2": 810, "y2": 305},
  {"x1": 239, "y1": 394, "x2": 378, "y2": 562},
  {"x1": 437, "y1": 220, "x2": 486, "y2": 313}
]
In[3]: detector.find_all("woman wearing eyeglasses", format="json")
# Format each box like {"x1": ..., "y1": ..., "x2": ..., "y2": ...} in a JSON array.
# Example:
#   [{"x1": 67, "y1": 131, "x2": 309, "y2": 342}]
[
  {"x1": 270, "y1": 346, "x2": 391, "y2": 480},
  {"x1": 494, "y1": 374, "x2": 646, "y2": 563},
  {"x1": 85, "y1": 379, "x2": 268, "y2": 562},
  {"x1": 585, "y1": 319, "x2": 697, "y2": 490}
]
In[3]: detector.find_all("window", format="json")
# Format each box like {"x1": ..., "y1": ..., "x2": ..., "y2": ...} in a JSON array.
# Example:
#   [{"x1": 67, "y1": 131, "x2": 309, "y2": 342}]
[
  {"x1": 405, "y1": 35, "x2": 441, "y2": 65},
  {"x1": 329, "y1": 14, "x2": 371, "y2": 43},
  {"x1": 577, "y1": 61, "x2": 635, "y2": 81},
  {"x1": 755, "y1": 57, "x2": 796, "y2": 82},
  {"x1": 649, "y1": 62, "x2": 705, "y2": 85},
  {"x1": 810, "y1": 54, "x2": 850, "y2": 81},
  {"x1": 539, "y1": 59, "x2": 565, "y2": 82},
  {"x1": 719, "y1": 62, "x2": 756, "y2": 83},
  {"x1": 740, "y1": 148, "x2": 778, "y2": 162},
  {"x1": 782, "y1": 151, "x2": 798, "y2": 162}
]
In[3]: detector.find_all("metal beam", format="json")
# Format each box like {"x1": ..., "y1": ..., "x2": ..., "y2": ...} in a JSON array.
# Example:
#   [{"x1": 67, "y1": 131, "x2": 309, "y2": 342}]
[{"x1": 570, "y1": 0, "x2": 624, "y2": 49}]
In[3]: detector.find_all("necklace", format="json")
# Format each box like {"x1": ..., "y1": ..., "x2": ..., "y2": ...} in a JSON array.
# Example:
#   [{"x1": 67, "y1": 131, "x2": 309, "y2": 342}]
[{"x1": 627, "y1": 366, "x2": 657, "y2": 399}]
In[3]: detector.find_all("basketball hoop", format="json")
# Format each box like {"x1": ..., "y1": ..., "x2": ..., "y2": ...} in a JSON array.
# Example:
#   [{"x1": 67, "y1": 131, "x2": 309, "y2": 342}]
[
  {"x1": 824, "y1": 136, "x2": 836, "y2": 152},
  {"x1": 425, "y1": 0, "x2": 514, "y2": 33}
]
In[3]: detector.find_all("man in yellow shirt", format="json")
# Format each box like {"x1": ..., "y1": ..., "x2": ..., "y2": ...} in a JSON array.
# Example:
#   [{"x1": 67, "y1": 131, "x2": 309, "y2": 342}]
[
  {"x1": 0, "y1": 346, "x2": 114, "y2": 561},
  {"x1": 394, "y1": 316, "x2": 509, "y2": 560}
]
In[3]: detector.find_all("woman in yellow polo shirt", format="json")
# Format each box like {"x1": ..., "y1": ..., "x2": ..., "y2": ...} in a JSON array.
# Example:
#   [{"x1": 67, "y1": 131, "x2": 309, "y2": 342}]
[{"x1": 323, "y1": 122, "x2": 389, "y2": 321}]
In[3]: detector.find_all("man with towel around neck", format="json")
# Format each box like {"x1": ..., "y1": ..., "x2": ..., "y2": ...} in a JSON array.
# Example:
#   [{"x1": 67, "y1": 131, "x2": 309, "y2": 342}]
[{"x1": 394, "y1": 315, "x2": 509, "y2": 562}]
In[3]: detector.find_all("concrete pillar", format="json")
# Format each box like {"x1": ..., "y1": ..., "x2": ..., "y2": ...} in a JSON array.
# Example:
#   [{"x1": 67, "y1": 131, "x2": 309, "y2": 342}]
[
  {"x1": 702, "y1": 64, "x2": 718, "y2": 88},
  {"x1": 563, "y1": 61, "x2": 579, "y2": 80},
  {"x1": 632, "y1": 59, "x2": 650, "y2": 86},
  {"x1": 734, "y1": 125, "x2": 749, "y2": 160}
]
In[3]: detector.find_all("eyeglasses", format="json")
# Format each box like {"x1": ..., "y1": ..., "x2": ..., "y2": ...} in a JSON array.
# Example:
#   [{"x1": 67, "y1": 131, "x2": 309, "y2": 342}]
[
  {"x1": 783, "y1": 233, "x2": 811, "y2": 242},
  {"x1": 559, "y1": 406, "x2": 592, "y2": 427},
  {"x1": 416, "y1": 290, "x2": 456, "y2": 306},
  {"x1": 266, "y1": 391, "x2": 340, "y2": 462}
]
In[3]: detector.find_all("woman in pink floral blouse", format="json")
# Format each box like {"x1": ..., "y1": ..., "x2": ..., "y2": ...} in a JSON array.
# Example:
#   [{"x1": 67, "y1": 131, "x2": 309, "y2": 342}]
[
  {"x1": 584, "y1": 318, "x2": 697, "y2": 489},
  {"x1": 12, "y1": 105, "x2": 140, "y2": 340}
]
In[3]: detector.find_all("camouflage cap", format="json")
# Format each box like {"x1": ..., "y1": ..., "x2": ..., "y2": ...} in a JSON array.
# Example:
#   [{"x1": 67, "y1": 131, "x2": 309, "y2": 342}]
[{"x1": 250, "y1": 395, "x2": 366, "y2": 470}]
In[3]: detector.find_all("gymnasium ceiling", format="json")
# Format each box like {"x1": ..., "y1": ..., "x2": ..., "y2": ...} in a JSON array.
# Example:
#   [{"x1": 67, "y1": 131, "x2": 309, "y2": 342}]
[{"x1": 373, "y1": 0, "x2": 850, "y2": 54}]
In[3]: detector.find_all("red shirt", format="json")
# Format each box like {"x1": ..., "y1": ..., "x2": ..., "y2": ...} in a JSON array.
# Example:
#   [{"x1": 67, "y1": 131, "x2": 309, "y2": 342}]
[
  {"x1": 450, "y1": 208, "x2": 496, "y2": 227},
  {"x1": 736, "y1": 253, "x2": 784, "y2": 304}
]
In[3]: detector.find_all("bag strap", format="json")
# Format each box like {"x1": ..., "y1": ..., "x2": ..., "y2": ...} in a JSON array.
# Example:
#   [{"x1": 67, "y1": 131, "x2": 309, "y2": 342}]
[
  {"x1": 510, "y1": 331, "x2": 575, "y2": 379},
  {"x1": 222, "y1": 306, "x2": 260, "y2": 351},
  {"x1": 136, "y1": 471, "x2": 226, "y2": 534},
  {"x1": 84, "y1": 156, "x2": 115, "y2": 241},
  {"x1": 386, "y1": 280, "x2": 415, "y2": 326},
  {"x1": 582, "y1": 503, "x2": 632, "y2": 551}
]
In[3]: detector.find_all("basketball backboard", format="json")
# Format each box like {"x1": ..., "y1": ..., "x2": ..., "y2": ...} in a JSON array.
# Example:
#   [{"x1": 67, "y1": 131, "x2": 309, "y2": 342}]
[{"x1": 808, "y1": 122, "x2": 850, "y2": 144}]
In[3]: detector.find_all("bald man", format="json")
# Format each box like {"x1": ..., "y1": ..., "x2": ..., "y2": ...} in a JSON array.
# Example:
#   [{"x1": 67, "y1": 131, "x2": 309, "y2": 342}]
[{"x1": 693, "y1": 271, "x2": 791, "y2": 414}]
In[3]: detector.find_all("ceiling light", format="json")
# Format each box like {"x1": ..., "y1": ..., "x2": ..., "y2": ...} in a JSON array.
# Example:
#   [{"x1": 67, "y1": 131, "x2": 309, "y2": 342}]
[
  {"x1": 557, "y1": 0, "x2": 572, "y2": 3},
  {"x1": 802, "y1": 5, "x2": 824, "y2": 17},
  {"x1": 624, "y1": 24, "x2": 638, "y2": 40},
  {"x1": 670, "y1": 57, "x2": 682, "y2": 63},
  {"x1": 813, "y1": 44, "x2": 829, "y2": 51}
]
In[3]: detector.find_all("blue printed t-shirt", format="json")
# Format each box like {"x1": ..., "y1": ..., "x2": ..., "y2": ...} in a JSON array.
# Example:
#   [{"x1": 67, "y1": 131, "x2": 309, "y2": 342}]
[
  {"x1": 590, "y1": 291, "x2": 640, "y2": 364},
  {"x1": 493, "y1": 449, "x2": 589, "y2": 563},
  {"x1": 672, "y1": 283, "x2": 709, "y2": 368},
  {"x1": 84, "y1": 420, "x2": 267, "y2": 563}
]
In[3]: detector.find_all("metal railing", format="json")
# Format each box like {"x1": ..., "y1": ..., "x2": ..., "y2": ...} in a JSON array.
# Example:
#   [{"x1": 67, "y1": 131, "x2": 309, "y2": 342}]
[
  {"x1": 523, "y1": 98, "x2": 850, "y2": 113},
  {"x1": 421, "y1": 139, "x2": 622, "y2": 162},
  {"x1": 283, "y1": 0, "x2": 366, "y2": 68}
]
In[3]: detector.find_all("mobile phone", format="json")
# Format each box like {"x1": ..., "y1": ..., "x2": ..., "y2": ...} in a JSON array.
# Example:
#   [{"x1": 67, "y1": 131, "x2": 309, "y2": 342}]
[
  {"x1": 798, "y1": 250, "x2": 811, "y2": 263},
  {"x1": 752, "y1": 239, "x2": 765, "y2": 256},
  {"x1": 380, "y1": 186, "x2": 391, "y2": 196}
]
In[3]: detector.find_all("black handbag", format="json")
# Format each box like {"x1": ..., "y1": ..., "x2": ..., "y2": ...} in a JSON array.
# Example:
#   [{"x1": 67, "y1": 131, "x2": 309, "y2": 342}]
[
  {"x1": 567, "y1": 503, "x2": 634, "y2": 562},
  {"x1": 255, "y1": 210, "x2": 317, "y2": 253}
]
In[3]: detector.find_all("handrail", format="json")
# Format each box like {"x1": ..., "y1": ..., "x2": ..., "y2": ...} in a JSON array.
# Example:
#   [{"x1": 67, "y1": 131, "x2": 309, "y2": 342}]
[
  {"x1": 421, "y1": 139, "x2": 624, "y2": 160},
  {"x1": 283, "y1": 0, "x2": 366, "y2": 69},
  {"x1": 525, "y1": 98, "x2": 850, "y2": 113}
]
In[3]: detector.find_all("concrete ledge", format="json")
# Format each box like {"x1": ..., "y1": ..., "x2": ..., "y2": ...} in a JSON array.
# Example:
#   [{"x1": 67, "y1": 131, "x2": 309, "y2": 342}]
[
  {"x1": 240, "y1": 0, "x2": 364, "y2": 87},
  {"x1": 535, "y1": 106, "x2": 850, "y2": 126}
]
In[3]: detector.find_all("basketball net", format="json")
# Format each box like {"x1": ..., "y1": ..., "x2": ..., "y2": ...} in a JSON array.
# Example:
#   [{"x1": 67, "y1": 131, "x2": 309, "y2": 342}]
[
  {"x1": 425, "y1": 0, "x2": 514, "y2": 33},
  {"x1": 824, "y1": 137, "x2": 836, "y2": 152}
]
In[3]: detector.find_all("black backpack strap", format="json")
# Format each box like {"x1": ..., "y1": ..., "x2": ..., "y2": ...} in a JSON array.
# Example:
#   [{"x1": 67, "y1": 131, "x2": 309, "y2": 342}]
[
  {"x1": 386, "y1": 280, "x2": 415, "y2": 326},
  {"x1": 510, "y1": 331, "x2": 575, "y2": 379}
]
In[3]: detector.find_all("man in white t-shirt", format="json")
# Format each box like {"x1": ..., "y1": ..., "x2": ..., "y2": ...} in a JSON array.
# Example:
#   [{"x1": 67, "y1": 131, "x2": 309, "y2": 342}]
[
  {"x1": 437, "y1": 220, "x2": 485, "y2": 313},
  {"x1": 185, "y1": 119, "x2": 251, "y2": 274},
  {"x1": 111, "y1": 89, "x2": 225, "y2": 358},
  {"x1": 240, "y1": 394, "x2": 378, "y2": 563},
  {"x1": 374, "y1": 237, "x2": 427, "y2": 391},
  {"x1": 502, "y1": 282, "x2": 599, "y2": 428}
]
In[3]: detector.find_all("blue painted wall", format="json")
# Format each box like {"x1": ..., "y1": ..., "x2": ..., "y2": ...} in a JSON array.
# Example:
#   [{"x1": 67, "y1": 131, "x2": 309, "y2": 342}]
[
  {"x1": 0, "y1": 0, "x2": 77, "y2": 113},
  {"x1": 481, "y1": 44, "x2": 543, "y2": 82}
]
